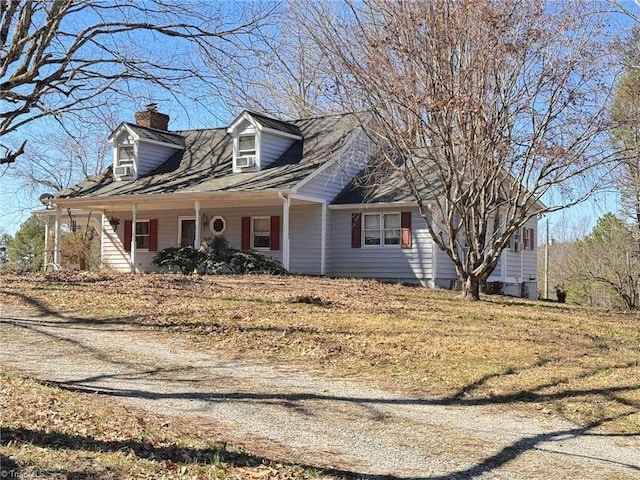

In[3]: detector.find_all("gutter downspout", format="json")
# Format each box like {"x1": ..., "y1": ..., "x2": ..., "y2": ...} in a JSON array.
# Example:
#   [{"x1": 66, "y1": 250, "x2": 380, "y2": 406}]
[
  {"x1": 321, "y1": 201, "x2": 327, "y2": 275},
  {"x1": 278, "y1": 192, "x2": 290, "y2": 271}
]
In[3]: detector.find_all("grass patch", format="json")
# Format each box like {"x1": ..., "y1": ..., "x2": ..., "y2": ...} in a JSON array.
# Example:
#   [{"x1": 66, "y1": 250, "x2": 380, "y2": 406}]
[
  {"x1": 1, "y1": 271, "x2": 639, "y2": 435},
  {"x1": 0, "y1": 372, "x2": 335, "y2": 479}
]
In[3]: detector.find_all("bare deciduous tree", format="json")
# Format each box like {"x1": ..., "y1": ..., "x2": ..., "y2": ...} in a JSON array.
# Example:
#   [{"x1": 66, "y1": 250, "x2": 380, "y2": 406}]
[
  {"x1": 0, "y1": 0, "x2": 269, "y2": 164},
  {"x1": 210, "y1": 1, "x2": 341, "y2": 120},
  {"x1": 305, "y1": 0, "x2": 617, "y2": 300},
  {"x1": 9, "y1": 111, "x2": 116, "y2": 194}
]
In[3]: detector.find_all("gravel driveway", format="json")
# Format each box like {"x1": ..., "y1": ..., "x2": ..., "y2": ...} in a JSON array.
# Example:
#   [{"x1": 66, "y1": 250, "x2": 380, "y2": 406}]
[{"x1": 1, "y1": 310, "x2": 638, "y2": 479}]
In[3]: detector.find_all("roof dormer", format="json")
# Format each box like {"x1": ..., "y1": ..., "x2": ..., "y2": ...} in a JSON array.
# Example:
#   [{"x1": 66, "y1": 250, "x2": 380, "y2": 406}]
[
  {"x1": 108, "y1": 105, "x2": 185, "y2": 181},
  {"x1": 113, "y1": 132, "x2": 137, "y2": 180},
  {"x1": 227, "y1": 111, "x2": 302, "y2": 173}
]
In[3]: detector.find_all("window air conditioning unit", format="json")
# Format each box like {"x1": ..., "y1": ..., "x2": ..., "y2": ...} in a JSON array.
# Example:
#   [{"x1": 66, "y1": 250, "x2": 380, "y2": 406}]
[
  {"x1": 114, "y1": 165, "x2": 133, "y2": 177},
  {"x1": 236, "y1": 155, "x2": 256, "y2": 168}
]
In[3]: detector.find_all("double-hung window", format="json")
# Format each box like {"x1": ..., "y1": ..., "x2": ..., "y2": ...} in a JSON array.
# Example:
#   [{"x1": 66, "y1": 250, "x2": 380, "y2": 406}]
[
  {"x1": 252, "y1": 217, "x2": 270, "y2": 249},
  {"x1": 118, "y1": 146, "x2": 134, "y2": 166},
  {"x1": 124, "y1": 219, "x2": 157, "y2": 253},
  {"x1": 363, "y1": 213, "x2": 401, "y2": 246},
  {"x1": 239, "y1": 136, "x2": 256, "y2": 156},
  {"x1": 135, "y1": 220, "x2": 150, "y2": 250},
  {"x1": 236, "y1": 135, "x2": 257, "y2": 169},
  {"x1": 511, "y1": 228, "x2": 521, "y2": 252}
]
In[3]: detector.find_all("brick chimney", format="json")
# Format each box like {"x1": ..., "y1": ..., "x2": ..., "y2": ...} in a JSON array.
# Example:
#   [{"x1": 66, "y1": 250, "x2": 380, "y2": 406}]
[{"x1": 134, "y1": 103, "x2": 169, "y2": 130}]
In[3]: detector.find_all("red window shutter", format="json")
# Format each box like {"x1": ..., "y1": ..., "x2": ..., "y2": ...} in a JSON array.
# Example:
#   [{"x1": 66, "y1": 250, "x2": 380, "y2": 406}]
[
  {"x1": 149, "y1": 219, "x2": 158, "y2": 252},
  {"x1": 124, "y1": 220, "x2": 132, "y2": 252},
  {"x1": 241, "y1": 217, "x2": 251, "y2": 250},
  {"x1": 530, "y1": 228, "x2": 535, "y2": 251},
  {"x1": 401, "y1": 211, "x2": 412, "y2": 249},
  {"x1": 522, "y1": 227, "x2": 528, "y2": 250},
  {"x1": 351, "y1": 213, "x2": 362, "y2": 248},
  {"x1": 270, "y1": 216, "x2": 280, "y2": 251}
]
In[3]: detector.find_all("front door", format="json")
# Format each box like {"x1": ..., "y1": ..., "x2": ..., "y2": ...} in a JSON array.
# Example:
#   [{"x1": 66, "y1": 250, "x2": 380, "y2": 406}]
[{"x1": 180, "y1": 218, "x2": 196, "y2": 247}]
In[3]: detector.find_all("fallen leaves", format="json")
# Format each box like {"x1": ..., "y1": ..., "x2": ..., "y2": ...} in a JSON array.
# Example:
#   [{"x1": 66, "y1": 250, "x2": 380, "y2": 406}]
[{"x1": 1, "y1": 271, "x2": 639, "y2": 435}]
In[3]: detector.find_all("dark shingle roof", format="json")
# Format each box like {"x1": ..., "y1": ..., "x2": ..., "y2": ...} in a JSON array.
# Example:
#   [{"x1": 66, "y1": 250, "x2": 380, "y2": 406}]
[
  {"x1": 58, "y1": 113, "x2": 363, "y2": 200},
  {"x1": 120, "y1": 122, "x2": 185, "y2": 146},
  {"x1": 245, "y1": 110, "x2": 302, "y2": 137},
  {"x1": 332, "y1": 159, "x2": 440, "y2": 205}
]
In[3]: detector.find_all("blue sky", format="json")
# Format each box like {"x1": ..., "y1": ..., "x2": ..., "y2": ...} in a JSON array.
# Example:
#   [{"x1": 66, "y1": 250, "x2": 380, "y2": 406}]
[{"x1": 0, "y1": 1, "x2": 635, "y2": 239}]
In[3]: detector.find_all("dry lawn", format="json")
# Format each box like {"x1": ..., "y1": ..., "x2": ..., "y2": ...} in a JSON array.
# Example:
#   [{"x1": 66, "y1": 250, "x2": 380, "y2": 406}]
[{"x1": 1, "y1": 271, "x2": 639, "y2": 439}]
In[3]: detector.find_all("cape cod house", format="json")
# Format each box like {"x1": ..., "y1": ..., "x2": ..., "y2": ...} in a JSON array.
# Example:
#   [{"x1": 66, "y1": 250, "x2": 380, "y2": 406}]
[{"x1": 43, "y1": 105, "x2": 539, "y2": 298}]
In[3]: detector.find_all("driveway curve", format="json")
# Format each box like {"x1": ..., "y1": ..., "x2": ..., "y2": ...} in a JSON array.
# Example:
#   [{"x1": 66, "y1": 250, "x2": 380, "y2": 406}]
[{"x1": 1, "y1": 311, "x2": 638, "y2": 479}]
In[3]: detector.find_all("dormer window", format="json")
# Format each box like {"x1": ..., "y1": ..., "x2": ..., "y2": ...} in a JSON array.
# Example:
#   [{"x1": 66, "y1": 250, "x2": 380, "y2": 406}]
[
  {"x1": 237, "y1": 135, "x2": 256, "y2": 169},
  {"x1": 239, "y1": 136, "x2": 255, "y2": 156},
  {"x1": 114, "y1": 145, "x2": 135, "y2": 178},
  {"x1": 228, "y1": 111, "x2": 303, "y2": 173},
  {"x1": 118, "y1": 146, "x2": 134, "y2": 165},
  {"x1": 109, "y1": 111, "x2": 184, "y2": 182}
]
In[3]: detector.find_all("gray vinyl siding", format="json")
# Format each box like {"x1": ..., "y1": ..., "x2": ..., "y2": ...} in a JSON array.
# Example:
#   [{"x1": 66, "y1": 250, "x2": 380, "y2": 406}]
[
  {"x1": 102, "y1": 207, "x2": 285, "y2": 273},
  {"x1": 297, "y1": 129, "x2": 372, "y2": 202},
  {"x1": 260, "y1": 132, "x2": 295, "y2": 168},
  {"x1": 101, "y1": 214, "x2": 131, "y2": 272},
  {"x1": 506, "y1": 249, "x2": 522, "y2": 281},
  {"x1": 136, "y1": 142, "x2": 180, "y2": 176},
  {"x1": 435, "y1": 247, "x2": 457, "y2": 288},
  {"x1": 289, "y1": 204, "x2": 322, "y2": 274},
  {"x1": 328, "y1": 208, "x2": 433, "y2": 283},
  {"x1": 114, "y1": 130, "x2": 179, "y2": 178},
  {"x1": 487, "y1": 255, "x2": 503, "y2": 282}
]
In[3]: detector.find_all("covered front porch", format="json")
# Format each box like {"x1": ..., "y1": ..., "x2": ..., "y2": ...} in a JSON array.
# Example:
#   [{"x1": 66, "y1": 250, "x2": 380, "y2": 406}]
[{"x1": 46, "y1": 191, "x2": 329, "y2": 274}]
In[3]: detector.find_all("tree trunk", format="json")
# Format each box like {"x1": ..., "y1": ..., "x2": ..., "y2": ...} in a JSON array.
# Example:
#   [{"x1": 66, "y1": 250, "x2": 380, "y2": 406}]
[{"x1": 461, "y1": 275, "x2": 481, "y2": 301}]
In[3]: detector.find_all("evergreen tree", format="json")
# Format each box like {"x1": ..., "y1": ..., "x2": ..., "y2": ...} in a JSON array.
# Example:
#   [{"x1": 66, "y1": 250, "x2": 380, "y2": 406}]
[
  {"x1": 611, "y1": 26, "x2": 640, "y2": 229},
  {"x1": 7, "y1": 215, "x2": 45, "y2": 271},
  {"x1": 570, "y1": 213, "x2": 640, "y2": 310}
]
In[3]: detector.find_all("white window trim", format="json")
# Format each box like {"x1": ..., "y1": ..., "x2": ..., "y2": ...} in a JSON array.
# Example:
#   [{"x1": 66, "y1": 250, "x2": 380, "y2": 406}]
[
  {"x1": 209, "y1": 215, "x2": 226, "y2": 235},
  {"x1": 252, "y1": 216, "x2": 271, "y2": 250},
  {"x1": 232, "y1": 129, "x2": 261, "y2": 172},
  {"x1": 362, "y1": 212, "x2": 401, "y2": 248},
  {"x1": 238, "y1": 135, "x2": 256, "y2": 156},
  {"x1": 134, "y1": 219, "x2": 150, "y2": 252},
  {"x1": 511, "y1": 228, "x2": 521, "y2": 252},
  {"x1": 178, "y1": 216, "x2": 196, "y2": 247},
  {"x1": 117, "y1": 145, "x2": 135, "y2": 166}
]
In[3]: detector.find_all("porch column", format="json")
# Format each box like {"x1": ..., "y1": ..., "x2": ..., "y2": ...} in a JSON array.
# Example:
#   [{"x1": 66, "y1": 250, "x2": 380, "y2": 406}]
[
  {"x1": 194, "y1": 200, "x2": 201, "y2": 249},
  {"x1": 280, "y1": 194, "x2": 290, "y2": 270},
  {"x1": 320, "y1": 201, "x2": 327, "y2": 275},
  {"x1": 131, "y1": 203, "x2": 137, "y2": 273},
  {"x1": 100, "y1": 212, "x2": 106, "y2": 270},
  {"x1": 54, "y1": 206, "x2": 61, "y2": 265},
  {"x1": 43, "y1": 217, "x2": 49, "y2": 271}
]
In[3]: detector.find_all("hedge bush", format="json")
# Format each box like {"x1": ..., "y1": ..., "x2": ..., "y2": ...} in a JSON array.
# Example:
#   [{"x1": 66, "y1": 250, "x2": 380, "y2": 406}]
[{"x1": 152, "y1": 236, "x2": 287, "y2": 275}]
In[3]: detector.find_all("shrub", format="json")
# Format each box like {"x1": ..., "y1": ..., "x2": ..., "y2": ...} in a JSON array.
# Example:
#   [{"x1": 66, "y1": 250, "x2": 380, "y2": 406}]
[
  {"x1": 152, "y1": 247, "x2": 205, "y2": 275},
  {"x1": 200, "y1": 236, "x2": 234, "y2": 273},
  {"x1": 228, "y1": 250, "x2": 287, "y2": 275},
  {"x1": 153, "y1": 237, "x2": 288, "y2": 276}
]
